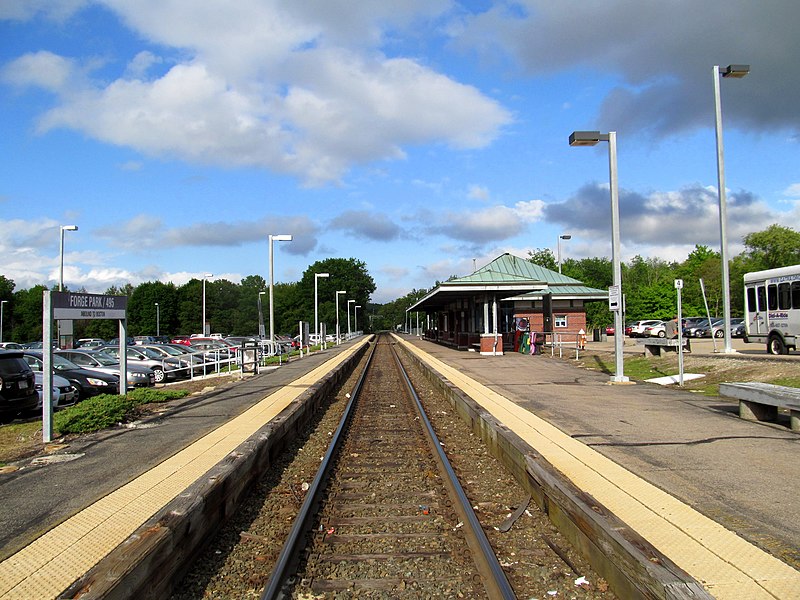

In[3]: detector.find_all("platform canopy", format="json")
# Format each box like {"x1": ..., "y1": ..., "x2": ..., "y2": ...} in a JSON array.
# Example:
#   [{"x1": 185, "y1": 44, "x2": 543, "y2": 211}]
[{"x1": 408, "y1": 253, "x2": 605, "y2": 313}]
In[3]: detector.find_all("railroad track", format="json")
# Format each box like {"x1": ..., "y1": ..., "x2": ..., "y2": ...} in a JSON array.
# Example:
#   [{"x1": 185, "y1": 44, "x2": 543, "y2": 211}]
[{"x1": 262, "y1": 335, "x2": 515, "y2": 599}]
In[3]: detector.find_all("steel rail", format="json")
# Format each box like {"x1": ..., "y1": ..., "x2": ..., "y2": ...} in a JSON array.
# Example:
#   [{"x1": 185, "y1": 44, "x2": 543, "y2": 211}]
[
  {"x1": 390, "y1": 342, "x2": 517, "y2": 600},
  {"x1": 260, "y1": 340, "x2": 377, "y2": 600}
]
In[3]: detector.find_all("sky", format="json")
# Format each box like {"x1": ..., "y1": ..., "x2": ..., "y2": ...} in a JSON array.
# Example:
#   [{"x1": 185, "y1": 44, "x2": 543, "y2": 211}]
[{"x1": 1, "y1": 1, "x2": 799, "y2": 304}]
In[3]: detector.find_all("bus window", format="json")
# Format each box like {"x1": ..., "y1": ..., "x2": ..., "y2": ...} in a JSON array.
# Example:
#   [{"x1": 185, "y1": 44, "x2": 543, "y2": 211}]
[
  {"x1": 757, "y1": 286, "x2": 767, "y2": 311},
  {"x1": 779, "y1": 282, "x2": 791, "y2": 310},
  {"x1": 747, "y1": 287, "x2": 757, "y2": 312},
  {"x1": 768, "y1": 284, "x2": 778, "y2": 310},
  {"x1": 793, "y1": 281, "x2": 800, "y2": 309}
]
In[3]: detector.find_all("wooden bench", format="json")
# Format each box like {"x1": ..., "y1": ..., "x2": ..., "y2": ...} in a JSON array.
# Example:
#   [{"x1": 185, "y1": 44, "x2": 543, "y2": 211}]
[
  {"x1": 719, "y1": 382, "x2": 800, "y2": 431},
  {"x1": 635, "y1": 337, "x2": 689, "y2": 357}
]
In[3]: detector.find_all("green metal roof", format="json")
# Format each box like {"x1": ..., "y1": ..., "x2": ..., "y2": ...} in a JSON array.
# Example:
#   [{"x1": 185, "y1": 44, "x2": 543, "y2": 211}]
[
  {"x1": 408, "y1": 253, "x2": 606, "y2": 312},
  {"x1": 448, "y1": 253, "x2": 583, "y2": 286}
]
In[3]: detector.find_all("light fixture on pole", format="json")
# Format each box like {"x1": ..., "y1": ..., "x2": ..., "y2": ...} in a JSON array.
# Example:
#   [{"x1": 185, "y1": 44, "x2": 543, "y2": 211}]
[
  {"x1": 569, "y1": 130, "x2": 628, "y2": 383},
  {"x1": 59, "y1": 225, "x2": 78, "y2": 292},
  {"x1": 557, "y1": 234, "x2": 571, "y2": 274},
  {"x1": 335, "y1": 290, "x2": 346, "y2": 344},
  {"x1": 347, "y1": 299, "x2": 355, "y2": 339},
  {"x1": 154, "y1": 303, "x2": 160, "y2": 338},
  {"x1": 0, "y1": 300, "x2": 7, "y2": 343},
  {"x1": 714, "y1": 64, "x2": 749, "y2": 354},
  {"x1": 202, "y1": 273, "x2": 213, "y2": 336},
  {"x1": 314, "y1": 272, "x2": 330, "y2": 347},
  {"x1": 354, "y1": 305, "x2": 361, "y2": 335},
  {"x1": 269, "y1": 234, "x2": 293, "y2": 344}
]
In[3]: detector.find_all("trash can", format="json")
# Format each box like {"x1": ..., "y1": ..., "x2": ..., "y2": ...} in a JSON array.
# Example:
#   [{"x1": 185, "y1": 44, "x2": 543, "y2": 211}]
[{"x1": 241, "y1": 341, "x2": 259, "y2": 374}]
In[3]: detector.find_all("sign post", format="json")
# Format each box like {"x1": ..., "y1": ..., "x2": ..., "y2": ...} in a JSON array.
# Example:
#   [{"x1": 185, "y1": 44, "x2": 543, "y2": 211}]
[
  {"x1": 675, "y1": 279, "x2": 685, "y2": 387},
  {"x1": 43, "y1": 291, "x2": 128, "y2": 443}
]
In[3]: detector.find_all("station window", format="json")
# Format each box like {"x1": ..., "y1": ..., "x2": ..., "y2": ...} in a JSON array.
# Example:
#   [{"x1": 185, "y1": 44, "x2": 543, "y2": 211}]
[{"x1": 554, "y1": 315, "x2": 568, "y2": 328}]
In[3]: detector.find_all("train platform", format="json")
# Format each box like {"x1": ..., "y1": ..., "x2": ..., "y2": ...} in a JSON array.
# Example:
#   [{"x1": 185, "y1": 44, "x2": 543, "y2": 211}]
[
  {"x1": 0, "y1": 340, "x2": 369, "y2": 600},
  {"x1": 1, "y1": 333, "x2": 799, "y2": 599},
  {"x1": 396, "y1": 334, "x2": 800, "y2": 599}
]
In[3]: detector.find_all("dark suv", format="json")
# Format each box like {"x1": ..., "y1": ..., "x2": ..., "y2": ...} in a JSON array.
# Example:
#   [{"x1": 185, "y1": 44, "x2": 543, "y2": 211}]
[{"x1": 0, "y1": 349, "x2": 39, "y2": 423}]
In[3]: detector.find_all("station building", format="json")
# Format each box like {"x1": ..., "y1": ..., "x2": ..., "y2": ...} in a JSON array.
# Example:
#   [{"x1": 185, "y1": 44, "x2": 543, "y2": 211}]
[{"x1": 407, "y1": 253, "x2": 608, "y2": 355}]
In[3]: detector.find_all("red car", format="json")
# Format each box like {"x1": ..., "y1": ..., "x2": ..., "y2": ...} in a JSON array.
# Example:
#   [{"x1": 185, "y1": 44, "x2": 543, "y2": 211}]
[
  {"x1": 170, "y1": 335, "x2": 192, "y2": 346},
  {"x1": 605, "y1": 325, "x2": 615, "y2": 336}
]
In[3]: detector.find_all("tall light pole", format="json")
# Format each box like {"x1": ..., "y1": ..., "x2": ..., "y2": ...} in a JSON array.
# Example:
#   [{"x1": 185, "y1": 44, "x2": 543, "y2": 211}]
[
  {"x1": 714, "y1": 64, "x2": 749, "y2": 354},
  {"x1": 347, "y1": 299, "x2": 355, "y2": 339},
  {"x1": 557, "y1": 234, "x2": 571, "y2": 274},
  {"x1": 354, "y1": 305, "x2": 361, "y2": 335},
  {"x1": 335, "y1": 290, "x2": 346, "y2": 344},
  {"x1": 570, "y1": 130, "x2": 628, "y2": 383},
  {"x1": 314, "y1": 272, "x2": 330, "y2": 346},
  {"x1": 269, "y1": 234, "x2": 293, "y2": 343},
  {"x1": 202, "y1": 273, "x2": 213, "y2": 336},
  {"x1": 154, "y1": 303, "x2": 160, "y2": 337},
  {"x1": 59, "y1": 225, "x2": 79, "y2": 291},
  {"x1": 0, "y1": 300, "x2": 7, "y2": 343}
]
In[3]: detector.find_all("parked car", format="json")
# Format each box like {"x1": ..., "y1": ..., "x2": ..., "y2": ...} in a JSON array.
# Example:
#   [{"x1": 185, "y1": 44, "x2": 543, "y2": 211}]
[
  {"x1": 0, "y1": 342, "x2": 24, "y2": 350},
  {"x1": 23, "y1": 350, "x2": 120, "y2": 399},
  {"x1": 698, "y1": 317, "x2": 745, "y2": 338},
  {"x1": 56, "y1": 349, "x2": 155, "y2": 390},
  {"x1": 32, "y1": 371, "x2": 78, "y2": 413},
  {"x1": 627, "y1": 320, "x2": 662, "y2": 338},
  {"x1": 76, "y1": 338, "x2": 106, "y2": 348},
  {"x1": 133, "y1": 336, "x2": 158, "y2": 346},
  {"x1": 605, "y1": 325, "x2": 615, "y2": 336},
  {"x1": 643, "y1": 321, "x2": 667, "y2": 338},
  {"x1": 0, "y1": 349, "x2": 39, "y2": 422},
  {"x1": 171, "y1": 335, "x2": 192, "y2": 346},
  {"x1": 684, "y1": 318, "x2": 718, "y2": 338},
  {"x1": 98, "y1": 345, "x2": 179, "y2": 383},
  {"x1": 140, "y1": 344, "x2": 207, "y2": 376}
]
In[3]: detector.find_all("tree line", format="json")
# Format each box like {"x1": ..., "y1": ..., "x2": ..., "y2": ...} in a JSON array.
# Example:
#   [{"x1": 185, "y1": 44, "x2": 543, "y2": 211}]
[
  {"x1": 2, "y1": 224, "x2": 799, "y2": 343},
  {"x1": 0, "y1": 258, "x2": 376, "y2": 344},
  {"x1": 387, "y1": 224, "x2": 800, "y2": 331}
]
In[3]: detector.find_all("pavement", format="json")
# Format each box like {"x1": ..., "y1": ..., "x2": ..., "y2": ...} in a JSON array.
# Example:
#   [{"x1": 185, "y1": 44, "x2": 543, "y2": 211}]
[{"x1": 1, "y1": 333, "x2": 799, "y2": 599}]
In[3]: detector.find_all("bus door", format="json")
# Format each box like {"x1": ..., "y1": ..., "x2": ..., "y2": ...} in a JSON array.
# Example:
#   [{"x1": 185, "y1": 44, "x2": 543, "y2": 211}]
[{"x1": 746, "y1": 282, "x2": 768, "y2": 335}]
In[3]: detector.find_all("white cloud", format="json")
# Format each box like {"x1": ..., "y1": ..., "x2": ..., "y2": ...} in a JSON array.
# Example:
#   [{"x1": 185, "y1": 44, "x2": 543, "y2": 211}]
[
  {"x1": 467, "y1": 184, "x2": 490, "y2": 200},
  {"x1": 783, "y1": 183, "x2": 800, "y2": 198},
  {"x1": 4, "y1": 1, "x2": 511, "y2": 185}
]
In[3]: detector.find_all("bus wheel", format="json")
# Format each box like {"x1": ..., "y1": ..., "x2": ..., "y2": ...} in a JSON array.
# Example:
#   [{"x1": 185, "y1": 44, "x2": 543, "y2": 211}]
[{"x1": 767, "y1": 335, "x2": 787, "y2": 355}]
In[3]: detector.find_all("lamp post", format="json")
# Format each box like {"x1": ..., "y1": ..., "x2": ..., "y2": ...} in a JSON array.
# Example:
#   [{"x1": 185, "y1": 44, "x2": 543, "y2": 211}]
[
  {"x1": 714, "y1": 64, "x2": 749, "y2": 354},
  {"x1": 314, "y1": 272, "x2": 330, "y2": 347},
  {"x1": 335, "y1": 290, "x2": 346, "y2": 344},
  {"x1": 569, "y1": 130, "x2": 628, "y2": 383},
  {"x1": 59, "y1": 225, "x2": 78, "y2": 291},
  {"x1": 0, "y1": 300, "x2": 7, "y2": 343},
  {"x1": 154, "y1": 303, "x2": 160, "y2": 337},
  {"x1": 354, "y1": 305, "x2": 361, "y2": 335},
  {"x1": 269, "y1": 234, "x2": 293, "y2": 343},
  {"x1": 347, "y1": 299, "x2": 355, "y2": 339},
  {"x1": 202, "y1": 273, "x2": 213, "y2": 336},
  {"x1": 557, "y1": 234, "x2": 571, "y2": 274}
]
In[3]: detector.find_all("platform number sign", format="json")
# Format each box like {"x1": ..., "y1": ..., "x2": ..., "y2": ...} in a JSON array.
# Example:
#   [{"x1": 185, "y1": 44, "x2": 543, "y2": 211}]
[{"x1": 608, "y1": 285, "x2": 621, "y2": 312}]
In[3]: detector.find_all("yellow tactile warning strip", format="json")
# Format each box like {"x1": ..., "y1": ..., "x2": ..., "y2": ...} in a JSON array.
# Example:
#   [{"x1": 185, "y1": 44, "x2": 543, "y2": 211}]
[
  {"x1": 395, "y1": 335, "x2": 800, "y2": 599},
  {"x1": 0, "y1": 339, "x2": 369, "y2": 600}
]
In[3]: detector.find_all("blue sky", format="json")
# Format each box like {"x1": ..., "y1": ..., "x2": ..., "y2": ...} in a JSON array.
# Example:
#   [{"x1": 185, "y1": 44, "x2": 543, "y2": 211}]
[{"x1": 2, "y1": 1, "x2": 799, "y2": 303}]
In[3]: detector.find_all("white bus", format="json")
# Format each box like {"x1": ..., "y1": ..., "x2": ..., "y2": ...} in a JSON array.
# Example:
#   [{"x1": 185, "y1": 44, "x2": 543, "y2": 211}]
[{"x1": 743, "y1": 264, "x2": 800, "y2": 354}]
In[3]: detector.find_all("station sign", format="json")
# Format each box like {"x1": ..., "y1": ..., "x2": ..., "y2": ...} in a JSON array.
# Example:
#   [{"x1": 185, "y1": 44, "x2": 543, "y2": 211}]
[{"x1": 52, "y1": 291, "x2": 128, "y2": 320}]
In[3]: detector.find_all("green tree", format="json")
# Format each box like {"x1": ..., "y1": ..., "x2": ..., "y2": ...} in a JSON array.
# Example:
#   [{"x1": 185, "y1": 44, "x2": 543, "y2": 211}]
[
  {"x1": 527, "y1": 248, "x2": 557, "y2": 271},
  {"x1": 742, "y1": 224, "x2": 800, "y2": 270}
]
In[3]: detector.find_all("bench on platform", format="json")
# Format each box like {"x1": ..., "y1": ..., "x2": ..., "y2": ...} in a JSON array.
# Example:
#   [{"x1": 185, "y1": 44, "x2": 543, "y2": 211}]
[
  {"x1": 635, "y1": 337, "x2": 689, "y2": 357},
  {"x1": 719, "y1": 382, "x2": 800, "y2": 431}
]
